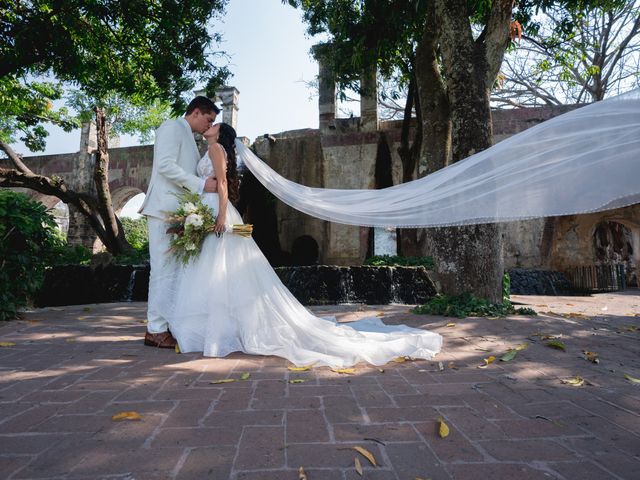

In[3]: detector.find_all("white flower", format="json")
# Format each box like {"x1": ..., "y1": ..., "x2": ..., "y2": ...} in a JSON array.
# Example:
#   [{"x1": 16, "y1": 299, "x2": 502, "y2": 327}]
[
  {"x1": 185, "y1": 243, "x2": 197, "y2": 251},
  {"x1": 182, "y1": 202, "x2": 197, "y2": 214},
  {"x1": 185, "y1": 213, "x2": 203, "y2": 228}
]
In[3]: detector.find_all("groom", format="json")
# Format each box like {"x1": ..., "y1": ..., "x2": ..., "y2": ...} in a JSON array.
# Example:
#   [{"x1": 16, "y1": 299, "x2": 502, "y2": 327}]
[{"x1": 139, "y1": 96, "x2": 219, "y2": 348}]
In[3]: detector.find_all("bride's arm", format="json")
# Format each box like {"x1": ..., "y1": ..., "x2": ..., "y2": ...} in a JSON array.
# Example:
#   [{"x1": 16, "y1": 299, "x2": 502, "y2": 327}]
[{"x1": 210, "y1": 143, "x2": 228, "y2": 234}]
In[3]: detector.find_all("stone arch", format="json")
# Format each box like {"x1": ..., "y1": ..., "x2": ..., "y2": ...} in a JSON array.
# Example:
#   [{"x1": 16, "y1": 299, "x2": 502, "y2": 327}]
[
  {"x1": 111, "y1": 186, "x2": 145, "y2": 215},
  {"x1": 592, "y1": 218, "x2": 639, "y2": 287},
  {"x1": 291, "y1": 235, "x2": 319, "y2": 266},
  {"x1": 547, "y1": 205, "x2": 639, "y2": 288},
  {"x1": 27, "y1": 192, "x2": 69, "y2": 235}
]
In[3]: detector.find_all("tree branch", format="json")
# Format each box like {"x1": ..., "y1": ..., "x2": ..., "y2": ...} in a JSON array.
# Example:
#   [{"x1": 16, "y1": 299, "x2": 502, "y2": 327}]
[{"x1": 0, "y1": 141, "x2": 34, "y2": 175}]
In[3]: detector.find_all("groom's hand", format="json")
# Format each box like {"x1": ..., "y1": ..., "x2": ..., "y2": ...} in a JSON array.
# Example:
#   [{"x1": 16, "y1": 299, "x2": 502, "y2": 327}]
[{"x1": 203, "y1": 176, "x2": 218, "y2": 193}]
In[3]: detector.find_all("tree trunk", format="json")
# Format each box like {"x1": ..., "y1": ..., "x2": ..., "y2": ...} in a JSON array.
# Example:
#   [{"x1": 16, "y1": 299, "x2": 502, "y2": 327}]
[
  {"x1": 93, "y1": 107, "x2": 131, "y2": 254},
  {"x1": 399, "y1": 2, "x2": 453, "y2": 258},
  {"x1": 416, "y1": 0, "x2": 513, "y2": 302},
  {"x1": 396, "y1": 75, "x2": 426, "y2": 256},
  {"x1": 0, "y1": 131, "x2": 131, "y2": 256}
]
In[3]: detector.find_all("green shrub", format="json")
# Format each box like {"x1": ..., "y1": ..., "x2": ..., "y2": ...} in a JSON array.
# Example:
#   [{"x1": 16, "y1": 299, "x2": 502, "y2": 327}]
[
  {"x1": 120, "y1": 216, "x2": 148, "y2": 250},
  {"x1": 45, "y1": 229, "x2": 92, "y2": 266},
  {"x1": 113, "y1": 247, "x2": 149, "y2": 265},
  {"x1": 0, "y1": 191, "x2": 60, "y2": 320},
  {"x1": 364, "y1": 255, "x2": 434, "y2": 268},
  {"x1": 413, "y1": 292, "x2": 537, "y2": 318}
]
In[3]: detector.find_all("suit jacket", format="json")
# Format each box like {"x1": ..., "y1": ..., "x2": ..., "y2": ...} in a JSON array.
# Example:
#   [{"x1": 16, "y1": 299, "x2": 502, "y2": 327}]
[{"x1": 139, "y1": 118, "x2": 203, "y2": 219}]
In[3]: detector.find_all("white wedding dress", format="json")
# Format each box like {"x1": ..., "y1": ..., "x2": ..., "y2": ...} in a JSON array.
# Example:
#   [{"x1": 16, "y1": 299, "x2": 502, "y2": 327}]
[{"x1": 166, "y1": 153, "x2": 442, "y2": 367}]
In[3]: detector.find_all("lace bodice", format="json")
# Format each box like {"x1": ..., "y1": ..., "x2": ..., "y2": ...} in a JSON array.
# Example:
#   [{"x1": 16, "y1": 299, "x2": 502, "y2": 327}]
[{"x1": 196, "y1": 153, "x2": 215, "y2": 179}]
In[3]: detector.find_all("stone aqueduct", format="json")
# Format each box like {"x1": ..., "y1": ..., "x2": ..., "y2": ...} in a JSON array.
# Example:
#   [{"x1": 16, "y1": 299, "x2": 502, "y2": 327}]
[{"x1": 6, "y1": 59, "x2": 639, "y2": 286}]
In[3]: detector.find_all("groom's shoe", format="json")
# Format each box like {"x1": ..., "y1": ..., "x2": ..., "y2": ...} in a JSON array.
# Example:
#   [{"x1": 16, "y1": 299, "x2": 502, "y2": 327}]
[{"x1": 144, "y1": 331, "x2": 177, "y2": 349}]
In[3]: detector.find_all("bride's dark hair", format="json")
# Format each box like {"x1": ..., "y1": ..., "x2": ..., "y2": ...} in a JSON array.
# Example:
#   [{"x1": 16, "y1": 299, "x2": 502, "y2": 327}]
[{"x1": 217, "y1": 122, "x2": 239, "y2": 205}]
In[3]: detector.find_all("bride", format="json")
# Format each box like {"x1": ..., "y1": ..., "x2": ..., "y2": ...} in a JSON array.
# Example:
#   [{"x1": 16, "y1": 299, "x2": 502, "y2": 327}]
[{"x1": 166, "y1": 122, "x2": 442, "y2": 368}]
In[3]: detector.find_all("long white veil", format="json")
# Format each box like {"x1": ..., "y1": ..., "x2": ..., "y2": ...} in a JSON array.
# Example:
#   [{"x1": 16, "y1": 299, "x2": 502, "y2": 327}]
[{"x1": 235, "y1": 89, "x2": 640, "y2": 228}]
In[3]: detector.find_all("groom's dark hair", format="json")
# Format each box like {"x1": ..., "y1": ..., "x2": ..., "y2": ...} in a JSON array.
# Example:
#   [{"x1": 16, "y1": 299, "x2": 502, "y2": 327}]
[{"x1": 185, "y1": 96, "x2": 220, "y2": 115}]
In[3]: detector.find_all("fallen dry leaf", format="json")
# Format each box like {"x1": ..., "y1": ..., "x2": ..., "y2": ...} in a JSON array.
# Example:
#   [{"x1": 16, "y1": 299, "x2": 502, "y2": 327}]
[
  {"x1": 438, "y1": 418, "x2": 450, "y2": 438},
  {"x1": 624, "y1": 374, "x2": 640, "y2": 384},
  {"x1": 478, "y1": 355, "x2": 496, "y2": 369},
  {"x1": 210, "y1": 378, "x2": 236, "y2": 384},
  {"x1": 174, "y1": 344, "x2": 181, "y2": 354},
  {"x1": 392, "y1": 356, "x2": 408, "y2": 363},
  {"x1": 378, "y1": 368, "x2": 385, "y2": 373},
  {"x1": 111, "y1": 411, "x2": 142, "y2": 421},
  {"x1": 354, "y1": 456, "x2": 363, "y2": 476},
  {"x1": 445, "y1": 322, "x2": 456, "y2": 327},
  {"x1": 500, "y1": 349, "x2": 518, "y2": 362},
  {"x1": 0, "y1": 342, "x2": 16, "y2": 347},
  {"x1": 288, "y1": 365, "x2": 313, "y2": 372},
  {"x1": 563, "y1": 312, "x2": 588, "y2": 319},
  {"x1": 352, "y1": 446, "x2": 378, "y2": 466},
  {"x1": 448, "y1": 362, "x2": 458, "y2": 370},
  {"x1": 331, "y1": 368, "x2": 356, "y2": 374},
  {"x1": 546, "y1": 340, "x2": 566, "y2": 351},
  {"x1": 289, "y1": 379, "x2": 306, "y2": 384},
  {"x1": 561, "y1": 376, "x2": 585, "y2": 387},
  {"x1": 582, "y1": 350, "x2": 599, "y2": 364},
  {"x1": 298, "y1": 466, "x2": 308, "y2": 480}
]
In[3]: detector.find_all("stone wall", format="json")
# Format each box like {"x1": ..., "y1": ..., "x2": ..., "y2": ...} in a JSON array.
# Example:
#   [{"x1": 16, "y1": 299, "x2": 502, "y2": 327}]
[{"x1": 35, "y1": 265, "x2": 437, "y2": 307}]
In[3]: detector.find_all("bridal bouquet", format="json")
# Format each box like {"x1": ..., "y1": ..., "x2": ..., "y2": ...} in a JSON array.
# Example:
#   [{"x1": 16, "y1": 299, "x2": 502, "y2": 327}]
[{"x1": 165, "y1": 192, "x2": 253, "y2": 264}]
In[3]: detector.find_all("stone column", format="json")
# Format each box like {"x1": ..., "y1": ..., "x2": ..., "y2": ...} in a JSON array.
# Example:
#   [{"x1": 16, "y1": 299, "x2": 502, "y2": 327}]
[
  {"x1": 312, "y1": 44, "x2": 336, "y2": 131},
  {"x1": 360, "y1": 67, "x2": 378, "y2": 131},
  {"x1": 66, "y1": 122, "x2": 100, "y2": 250},
  {"x1": 216, "y1": 86, "x2": 240, "y2": 130}
]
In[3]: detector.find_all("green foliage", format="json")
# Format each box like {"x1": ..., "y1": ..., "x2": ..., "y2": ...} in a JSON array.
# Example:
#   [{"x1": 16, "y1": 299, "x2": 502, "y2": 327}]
[
  {"x1": 1, "y1": 0, "x2": 231, "y2": 154},
  {"x1": 0, "y1": 191, "x2": 60, "y2": 320},
  {"x1": 65, "y1": 91, "x2": 172, "y2": 144},
  {"x1": 413, "y1": 292, "x2": 537, "y2": 318},
  {"x1": 113, "y1": 216, "x2": 149, "y2": 264},
  {"x1": 502, "y1": 272, "x2": 511, "y2": 302},
  {"x1": 120, "y1": 217, "x2": 149, "y2": 251},
  {"x1": 45, "y1": 228, "x2": 92, "y2": 266},
  {"x1": 2, "y1": 0, "x2": 231, "y2": 110},
  {"x1": 113, "y1": 248, "x2": 149, "y2": 265},
  {"x1": 364, "y1": 255, "x2": 434, "y2": 268},
  {"x1": 0, "y1": 76, "x2": 79, "y2": 152}
]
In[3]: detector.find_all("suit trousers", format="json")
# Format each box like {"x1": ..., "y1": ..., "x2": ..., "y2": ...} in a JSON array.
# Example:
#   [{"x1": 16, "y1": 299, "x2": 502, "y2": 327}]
[{"x1": 147, "y1": 216, "x2": 177, "y2": 333}]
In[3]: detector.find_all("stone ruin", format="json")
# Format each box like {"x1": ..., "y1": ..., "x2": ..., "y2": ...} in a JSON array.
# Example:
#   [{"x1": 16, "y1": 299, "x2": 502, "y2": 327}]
[{"x1": 3, "y1": 58, "x2": 638, "y2": 290}]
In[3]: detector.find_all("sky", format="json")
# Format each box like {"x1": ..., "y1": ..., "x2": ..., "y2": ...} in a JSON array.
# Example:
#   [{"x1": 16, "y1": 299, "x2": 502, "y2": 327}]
[{"x1": 11, "y1": 0, "x2": 322, "y2": 156}]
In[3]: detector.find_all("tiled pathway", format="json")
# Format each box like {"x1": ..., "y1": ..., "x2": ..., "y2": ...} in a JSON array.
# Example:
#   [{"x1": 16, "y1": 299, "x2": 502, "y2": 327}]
[{"x1": 0, "y1": 292, "x2": 639, "y2": 479}]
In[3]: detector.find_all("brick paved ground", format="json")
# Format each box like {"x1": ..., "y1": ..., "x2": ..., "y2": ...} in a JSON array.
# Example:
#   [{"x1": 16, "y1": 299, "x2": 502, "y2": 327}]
[{"x1": 0, "y1": 291, "x2": 639, "y2": 480}]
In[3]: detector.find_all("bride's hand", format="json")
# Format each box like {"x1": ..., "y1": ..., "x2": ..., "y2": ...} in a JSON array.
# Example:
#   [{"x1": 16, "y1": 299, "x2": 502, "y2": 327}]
[{"x1": 213, "y1": 220, "x2": 225, "y2": 237}]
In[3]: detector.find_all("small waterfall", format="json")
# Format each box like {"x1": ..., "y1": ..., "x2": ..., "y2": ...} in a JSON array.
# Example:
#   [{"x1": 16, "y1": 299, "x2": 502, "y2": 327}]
[
  {"x1": 388, "y1": 266, "x2": 401, "y2": 304},
  {"x1": 338, "y1": 267, "x2": 355, "y2": 303},
  {"x1": 122, "y1": 268, "x2": 138, "y2": 302}
]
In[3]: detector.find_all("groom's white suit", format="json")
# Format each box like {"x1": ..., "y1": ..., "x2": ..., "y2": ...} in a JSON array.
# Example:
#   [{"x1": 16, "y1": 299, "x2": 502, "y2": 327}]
[{"x1": 140, "y1": 117, "x2": 206, "y2": 335}]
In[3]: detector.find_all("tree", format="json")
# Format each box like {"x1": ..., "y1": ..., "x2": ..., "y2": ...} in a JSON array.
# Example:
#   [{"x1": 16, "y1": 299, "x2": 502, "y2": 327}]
[
  {"x1": 288, "y1": 0, "x2": 615, "y2": 302},
  {"x1": 494, "y1": 0, "x2": 640, "y2": 106},
  {"x1": 0, "y1": 0, "x2": 230, "y2": 254}
]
